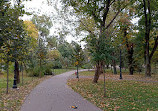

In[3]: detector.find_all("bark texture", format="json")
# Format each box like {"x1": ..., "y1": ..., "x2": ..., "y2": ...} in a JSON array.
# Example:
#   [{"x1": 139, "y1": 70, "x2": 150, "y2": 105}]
[
  {"x1": 93, "y1": 62, "x2": 102, "y2": 83},
  {"x1": 15, "y1": 61, "x2": 20, "y2": 84}
]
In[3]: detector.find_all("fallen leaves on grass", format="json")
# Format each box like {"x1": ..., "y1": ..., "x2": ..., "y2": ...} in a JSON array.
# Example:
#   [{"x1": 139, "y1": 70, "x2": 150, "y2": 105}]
[
  {"x1": 0, "y1": 76, "x2": 52, "y2": 111},
  {"x1": 67, "y1": 78, "x2": 158, "y2": 111}
]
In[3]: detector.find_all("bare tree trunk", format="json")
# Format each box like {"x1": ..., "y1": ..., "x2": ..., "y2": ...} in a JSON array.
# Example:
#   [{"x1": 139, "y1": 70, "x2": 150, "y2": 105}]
[
  {"x1": 112, "y1": 52, "x2": 117, "y2": 74},
  {"x1": 128, "y1": 44, "x2": 134, "y2": 75},
  {"x1": 113, "y1": 60, "x2": 117, "y2": 74},
  {"x1": 15, "y1": 61, "x2": 20, "y2": 84},
  {"x1": 21, "y1": 63, "x2": 24, "y2": 86},
  {"x1": 93, "y1": 62, "x2": 101, "y2": 83},
  {"x1": 106, "y1": 64, "x2": 109, "y2": 69},
  {"x1": 143, "y1": 0, "x2": 151, "y2": 77},
  {"x1": 40, "y1": 58, "x2": 42, "y2": 77},
  {"x1": 6, "y1": 61, "x2": 9, "y2": 94}
]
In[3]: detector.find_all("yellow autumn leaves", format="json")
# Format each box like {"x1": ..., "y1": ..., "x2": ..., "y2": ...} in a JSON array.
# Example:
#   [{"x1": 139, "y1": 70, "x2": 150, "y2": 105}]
[{"x1": 23, "y1": 21, "x2": 38, "y2": 39}]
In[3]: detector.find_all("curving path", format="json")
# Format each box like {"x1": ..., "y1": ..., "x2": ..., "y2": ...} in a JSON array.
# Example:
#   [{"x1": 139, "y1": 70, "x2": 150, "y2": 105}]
[{"x1": 20, "y1": 69, "x2": 102, "y2": 111}]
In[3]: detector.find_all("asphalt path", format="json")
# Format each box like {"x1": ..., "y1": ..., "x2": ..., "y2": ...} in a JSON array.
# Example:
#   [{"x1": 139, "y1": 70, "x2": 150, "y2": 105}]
[{"x1": 20, "y1": 69, "x2": 102, "y2": 111}]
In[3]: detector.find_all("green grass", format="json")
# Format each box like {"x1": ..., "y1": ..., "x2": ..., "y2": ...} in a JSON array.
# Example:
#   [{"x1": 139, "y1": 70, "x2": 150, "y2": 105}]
[
  {"x1": 52, "y1": 67, "x2": 77, "y2": 75},
  {"x1": 0, "y1": 68, "x2": 74, "y2": 89},
  {"x1": 68, "y1": 78, "x2": 158, "y2": 111},
  {"x1": 52, "y1": 69, "x2": 73, "y2": 75},
  {"x1": 78, "y1": 70, "x2": 95, "y2": 76},
  {"x1": 0, "y1": 73, "x2": 38, "y2": 89}
]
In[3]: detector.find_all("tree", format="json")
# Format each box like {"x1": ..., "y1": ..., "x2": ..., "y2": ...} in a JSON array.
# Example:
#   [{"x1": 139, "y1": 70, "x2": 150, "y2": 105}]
[
  {"x1": 23, "y1": 20, "x2": 38, "y2": 48},
  {"x1": 57, "y1": 41, "x2": 74, "y2": 67},
  {"x1": 62, "y1": 0, "x2": 134, "y2": 83},
  {"x1": 32, "y1": 14, "x2": 52, "y2": 37},
  {"x1": 0, "y1": 0, "x2": 31, "y2": 90},
  {"x1": 119, "y1": 13, "x2": 135, "y2": 75},
  {"x1": 46, "y1": 36, "x2": 58, "y2": 49},
  {"x1": 32, "y1": 14, "x2": 52, "y2": 77},
  {"x1": 136, "y1": 0, "x2": 158, "y2": 76},
  {"x1": 47, "y1": 49, "x2": 61, "y2": 60}
]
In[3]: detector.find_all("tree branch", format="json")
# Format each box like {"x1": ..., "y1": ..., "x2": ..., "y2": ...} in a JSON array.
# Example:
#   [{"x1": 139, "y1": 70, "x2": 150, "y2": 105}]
[
  {"x1": 105, "y1": 10, "x2": 120, "y2": 29},
  {"x1": 110, "y1": 0, "x2": 116, "y2": 6},
  {"x1": 102, "y1": 0, "x2": 111, "y2": 26},
  {"x1": 79, "y1": 20, "x2": 95, "y2": 36},
  {"x1": 92, "y1": 12, "x2": 102, "y2": 23},
  {"x1": 149, "y1": 36, "x2": 158, "y2": 60},
  {"x1": 105, "y1": 1, "x2": 132, "y2": 30}
]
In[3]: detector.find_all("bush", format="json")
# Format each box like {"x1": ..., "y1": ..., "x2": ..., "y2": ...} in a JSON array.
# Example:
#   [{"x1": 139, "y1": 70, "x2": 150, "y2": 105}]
[
  {"x1": 28, "y1": 66, "x2": 45, "y2": 77},
  {"x1": 44, "y1": 64, "x2": 52, "y2": 75},
  {"x1": 81, "y1": 62, "x2": 92, "y2": 69},
  {"x1": 53, "y1": 60, "x2": 62, "y2": 69}
]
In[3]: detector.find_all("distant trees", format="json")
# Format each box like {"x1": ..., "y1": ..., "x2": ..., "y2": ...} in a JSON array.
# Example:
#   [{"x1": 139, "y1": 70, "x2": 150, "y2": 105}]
[{"x1": 136, "y1": 0, "x2": 158, "y2": 76}]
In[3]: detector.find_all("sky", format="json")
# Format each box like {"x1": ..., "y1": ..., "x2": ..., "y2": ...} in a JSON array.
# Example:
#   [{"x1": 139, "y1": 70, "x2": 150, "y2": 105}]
[{"x1": 21, "y1": 0, "x2": 85, "y2": 45}]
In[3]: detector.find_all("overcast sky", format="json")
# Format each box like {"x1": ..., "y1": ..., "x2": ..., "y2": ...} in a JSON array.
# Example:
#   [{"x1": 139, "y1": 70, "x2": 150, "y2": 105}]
[{"x1": 21, "y1": 0, "x2": 85, "y2": 45}]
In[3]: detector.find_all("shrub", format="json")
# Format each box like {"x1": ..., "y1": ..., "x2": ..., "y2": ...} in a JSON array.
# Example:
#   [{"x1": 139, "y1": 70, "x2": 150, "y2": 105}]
[
  {"x1": 44, "y1": 64, "x2": 52, "y2": 75},
  {"x1": 28, "y1": 66, "x2": 45, "y2": 77},
  {"x1": 52, "y1": 60, "x2": 62, "y2": 69},
  {"x1": 81, "y1": 62, "x2": 92, "y2": 69}
]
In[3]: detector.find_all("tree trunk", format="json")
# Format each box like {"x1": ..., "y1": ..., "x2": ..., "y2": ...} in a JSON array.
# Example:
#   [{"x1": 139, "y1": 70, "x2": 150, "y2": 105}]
[
  {"x1": 124, "y1": 27, "x2": 134, "y2": 75},
  {"x1": 15, "y1": 61, "x2": 20, "y2": 84},
  {"x1": 145, "y1": 61, "x2": 151, "y2": 77},
  {"x1": 93, "y1": 62, "x2": 101, "y2": 83},
  {"x1": 106, "y1": 64, "x2": 109, "y2": 69},
  {"x1": 6, "y1": 62, "x2": 9, "y2": 94},
  {"x1": 39, "y1": 58, "x2": 42, "y2": 77},
  {"x1": 112, "y1": 52, "x2": 117, "y2": 74},
  {"x1": 145, "y1": 47, "x2": 151, "y2": 76},
  {"x1": 143, "y1": 0, "x2": 151, "y2": 77},
  {"x1": 113, "y1": 60, "x2": 117, "y2": 74},
  {"x1": 128, "y1": 44, "x2": 134, "y2": 75},
  {"x1": 21, "y1": 63, "x2": 24, "y2": 86}
]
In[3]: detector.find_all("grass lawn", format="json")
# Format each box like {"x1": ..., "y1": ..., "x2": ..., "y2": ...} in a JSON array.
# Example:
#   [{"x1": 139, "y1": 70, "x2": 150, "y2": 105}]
[
  {"x1": 78, "y1": 70, "x2": 158, "y2": 81},
  {"x1": 52, "y1": 68, "x2": 74, "y2": 75},
  {"x1": 0, "y1": 68, "x2": 74, "y2": 111},
  {"x1": 77, "y1": 70, "x2": 95, "y2": 76},
  {"x1": 68, "y1": 71, "x2": 158, "y2": 111}
]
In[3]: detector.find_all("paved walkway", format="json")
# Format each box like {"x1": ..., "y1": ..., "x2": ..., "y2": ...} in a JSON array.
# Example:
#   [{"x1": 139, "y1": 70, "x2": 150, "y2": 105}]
[{"x1": 20, "y1": 69, "x2": 102, "y2": 111}]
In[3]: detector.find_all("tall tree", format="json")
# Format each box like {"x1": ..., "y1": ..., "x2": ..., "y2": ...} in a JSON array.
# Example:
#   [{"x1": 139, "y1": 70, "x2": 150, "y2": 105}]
[
  {"x1": 62, "y1": 0, "x2": 134, "y2": 83},
  {"x1": 136, "y1": 0, "x2": 158, "y2": 76},
  {"x1": 32, "y1": 14, "x2": 52, "y2": 77},
  {"x1": 119, "y1": 14, "x2": 134, "y2": 75}
]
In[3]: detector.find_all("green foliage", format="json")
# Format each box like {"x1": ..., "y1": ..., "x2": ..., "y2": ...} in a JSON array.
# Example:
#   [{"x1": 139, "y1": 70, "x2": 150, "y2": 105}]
[
  {"x1": 28, "y1": 66, "x2": 44, "y2": 77},
  {"x1": 52, "y1": 60, "x2": 62, "y2": 69},
  {"x1": 32, "y1": 14, "x2": 52, "y2": 37},
  {"x1": 81, "y1": 62, "x2": 93, "y2": 69},
  {"x1": 46, "y1": 36, "x2": 58, "y2": 49},
  {"x1": 47, "y1": 49, "x2": 61, "y2": 60},
  {"x1": 57, "y1": 41, "x2": 75, "y2": 67},
  {"x1": 72, "y1": 42, "x2": 85, "y2": 66},
  {"x1": 43, "y1": 63, "x2": 53, "y2": 75},
  {"x1": 88, "y1": 35, "x2": 113, "y2": 64}
]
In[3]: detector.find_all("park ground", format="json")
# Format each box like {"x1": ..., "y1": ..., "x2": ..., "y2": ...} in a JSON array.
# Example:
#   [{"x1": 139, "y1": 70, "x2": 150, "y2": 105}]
[
  {"x1": 68, "y1": 70, "x2": 158, "y2": 111},
  {"x1": 0, "y1": 68, "x2": 73, "y2": 111},
  {"x1": 0, "y1": 69, "x2": 158, "y2": 111}
]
